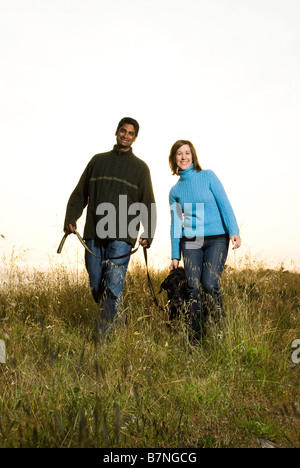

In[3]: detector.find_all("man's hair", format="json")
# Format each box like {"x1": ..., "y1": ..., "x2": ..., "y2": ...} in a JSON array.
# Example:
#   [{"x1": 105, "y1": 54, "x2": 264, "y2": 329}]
[{"x1": 116, "y1": 117, "x2": 140, "y2": 136}]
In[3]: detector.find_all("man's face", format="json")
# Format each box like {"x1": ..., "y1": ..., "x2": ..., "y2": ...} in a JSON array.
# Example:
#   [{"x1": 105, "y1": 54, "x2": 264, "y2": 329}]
[{"x1": 116, "y1": 123, "x2": 137, "y2": 151}]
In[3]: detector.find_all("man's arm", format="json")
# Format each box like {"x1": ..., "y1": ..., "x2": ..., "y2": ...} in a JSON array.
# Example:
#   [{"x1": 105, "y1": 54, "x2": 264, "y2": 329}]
[
  {"x1": 63, "y1": 159, "x2": 93, "y2": 234},
  {"x1": 138, "y1": 165, "x2": 156, "y2": 248}
]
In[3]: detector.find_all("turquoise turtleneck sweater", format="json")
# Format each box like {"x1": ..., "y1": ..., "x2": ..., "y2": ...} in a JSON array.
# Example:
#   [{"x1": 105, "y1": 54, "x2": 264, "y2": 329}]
[{"x1": 169, "y1": 164, "x2": 239, "y2": 259}]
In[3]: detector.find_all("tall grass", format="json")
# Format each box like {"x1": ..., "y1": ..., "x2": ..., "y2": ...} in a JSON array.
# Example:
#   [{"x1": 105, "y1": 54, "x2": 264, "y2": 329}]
[{"x1": 0, "y1": 253, "x2": 299, "y2": 448}]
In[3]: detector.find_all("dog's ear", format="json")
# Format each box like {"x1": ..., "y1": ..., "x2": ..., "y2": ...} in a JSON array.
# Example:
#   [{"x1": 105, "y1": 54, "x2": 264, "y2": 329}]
[
  {"x1": 159, "y1": 272, "x2": 173, "y2": 293},
  {"x1": 178, "y1": 277, "x2": 188, "y2": 291},
  {"x1": 159, "y1": 279, "x2": 167, "y2": 293},
  {"x1": 178, "y1": 270, "x2": 188, "y2": 291}
]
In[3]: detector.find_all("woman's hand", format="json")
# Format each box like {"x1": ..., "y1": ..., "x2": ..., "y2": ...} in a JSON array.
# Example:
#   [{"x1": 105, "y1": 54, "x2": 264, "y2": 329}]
[
  {"x1": 170, "y1": 259, "x2": 180, "y2": 270},
  {"x1": 231, "y1": 235, "x2": 241, "y2": 249}
]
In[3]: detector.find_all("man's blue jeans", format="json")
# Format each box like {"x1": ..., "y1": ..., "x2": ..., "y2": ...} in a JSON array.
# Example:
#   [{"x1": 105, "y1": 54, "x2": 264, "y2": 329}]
[
  {"x1": 85, "y1": 239, "x2": 132, "y2": 333},
  {"x1": 181, "y1": 234, "x2": 229, "y2": 337}
]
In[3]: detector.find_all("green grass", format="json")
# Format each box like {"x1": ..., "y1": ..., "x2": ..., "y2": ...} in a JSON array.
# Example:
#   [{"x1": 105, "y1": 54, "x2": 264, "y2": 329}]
[{"x1": 0, "y1": 254, "x2": 299, "y2": 448}]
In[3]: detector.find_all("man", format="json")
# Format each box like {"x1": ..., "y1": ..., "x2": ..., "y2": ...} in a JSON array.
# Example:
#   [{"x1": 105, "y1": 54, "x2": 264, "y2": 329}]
[{"x1": 63, "y1": 117, "x2": 156, "y2": 333}]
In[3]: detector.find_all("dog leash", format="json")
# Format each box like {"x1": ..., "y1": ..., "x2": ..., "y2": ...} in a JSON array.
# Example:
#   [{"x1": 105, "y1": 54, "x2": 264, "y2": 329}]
[
  {"x1": 57, "y1": 231, "x2": 163, "y2": 310},
  {"x1": 57, "y1": 231, "x2": 139, "y2": 260},
  {"x1": 142, "y1": 247, "x2": 164, "y2": 311}
]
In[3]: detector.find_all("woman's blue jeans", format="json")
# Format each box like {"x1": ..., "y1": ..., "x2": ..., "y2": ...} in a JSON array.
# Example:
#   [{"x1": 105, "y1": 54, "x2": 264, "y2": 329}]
[
  {"x1": 181, "y1": 234, "x2": 229, "y2": 337},
  {"x1": 85, "y1": 239, "x2": 132, "y2": 333}
]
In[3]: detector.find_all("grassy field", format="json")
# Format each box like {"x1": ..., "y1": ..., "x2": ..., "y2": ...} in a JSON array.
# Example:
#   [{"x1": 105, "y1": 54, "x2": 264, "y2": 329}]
[{"x1": 0, "y1": 253, "x2": 299, "y2": 448}]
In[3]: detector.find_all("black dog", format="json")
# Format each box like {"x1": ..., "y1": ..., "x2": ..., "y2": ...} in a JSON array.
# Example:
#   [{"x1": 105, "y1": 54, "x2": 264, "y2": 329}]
[{"x1": 159, "y1": 267, "x2": 189, "y2": 321}]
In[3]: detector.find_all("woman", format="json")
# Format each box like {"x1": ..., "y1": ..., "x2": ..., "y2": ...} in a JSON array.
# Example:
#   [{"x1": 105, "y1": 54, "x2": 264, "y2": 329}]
[{"x1": 169, "y1": 140, "x2": 241, "y2": 340}]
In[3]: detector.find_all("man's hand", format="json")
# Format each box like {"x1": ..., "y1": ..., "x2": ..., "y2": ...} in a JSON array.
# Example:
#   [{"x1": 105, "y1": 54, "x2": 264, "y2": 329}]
[
  {"x1": 64, "y1": 224, "x2": 76, "y2": 235},
  {"x1": 139, "y1": 238, "x2": 149, "y2": 249}
]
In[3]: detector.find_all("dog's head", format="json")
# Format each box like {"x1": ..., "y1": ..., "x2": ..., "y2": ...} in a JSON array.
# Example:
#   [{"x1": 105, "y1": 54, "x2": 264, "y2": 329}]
[{"x1": 159, "y1": 267, "x2": 188, "y2": 304}]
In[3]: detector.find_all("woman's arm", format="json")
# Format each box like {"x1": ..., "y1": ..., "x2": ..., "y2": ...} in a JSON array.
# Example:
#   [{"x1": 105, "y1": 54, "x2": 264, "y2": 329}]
[
  {"x1": 169, "y1": 189, "x2": 183, "y2": 261},
  {"x1": 208, "y1": 170, "x2": 240, "y2": 239}
]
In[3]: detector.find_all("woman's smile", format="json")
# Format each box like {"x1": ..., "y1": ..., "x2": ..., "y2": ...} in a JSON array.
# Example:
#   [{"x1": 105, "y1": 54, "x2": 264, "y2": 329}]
[{"x1": 175, "y1": 144, "x2": 193, "y2": 171}]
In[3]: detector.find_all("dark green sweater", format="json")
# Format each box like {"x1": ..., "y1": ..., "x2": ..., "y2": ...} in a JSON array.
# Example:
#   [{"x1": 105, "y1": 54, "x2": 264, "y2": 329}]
[{"x1": 64, "y1": 146, "x2": 156, "y2": 247}]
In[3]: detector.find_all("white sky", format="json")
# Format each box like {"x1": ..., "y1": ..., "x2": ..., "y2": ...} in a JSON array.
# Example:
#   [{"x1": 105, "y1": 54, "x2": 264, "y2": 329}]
[{"x1": 1, "y1": 0, "x2": 300, "y2": 271}]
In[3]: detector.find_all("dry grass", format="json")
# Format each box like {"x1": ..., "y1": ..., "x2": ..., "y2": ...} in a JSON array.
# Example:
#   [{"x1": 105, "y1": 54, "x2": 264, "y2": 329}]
[{"x1": 0, "y1": 252, "x2": 299, "y2": 448}]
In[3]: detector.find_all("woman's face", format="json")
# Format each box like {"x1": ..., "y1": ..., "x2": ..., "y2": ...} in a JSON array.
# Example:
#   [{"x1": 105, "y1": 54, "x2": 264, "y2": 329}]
[{"x1": 175, "y1": 144, "x2": 193, "y2": 171}]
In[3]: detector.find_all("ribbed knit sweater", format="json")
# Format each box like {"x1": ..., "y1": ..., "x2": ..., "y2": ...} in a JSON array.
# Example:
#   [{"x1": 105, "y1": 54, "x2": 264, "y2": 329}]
[
  {"x1": 64, "y1": 146, "x2": 156, "y2": 247},
  {"x1": 169, "y1": 164, "x2": 239, "y2": 259}
]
